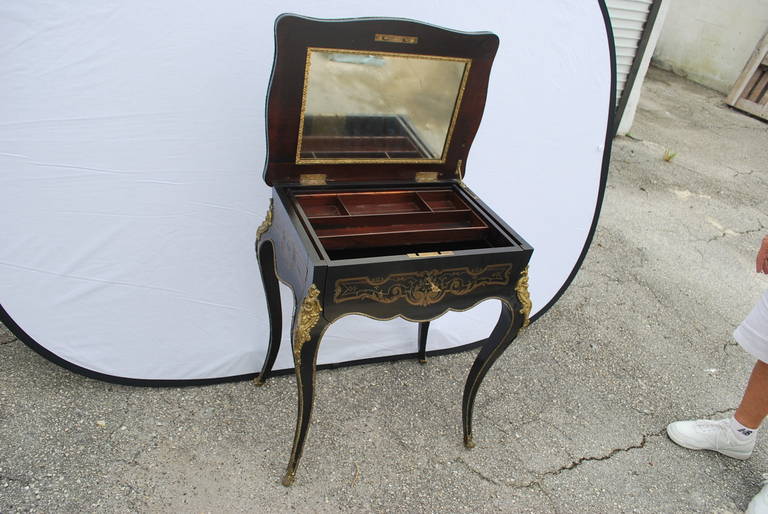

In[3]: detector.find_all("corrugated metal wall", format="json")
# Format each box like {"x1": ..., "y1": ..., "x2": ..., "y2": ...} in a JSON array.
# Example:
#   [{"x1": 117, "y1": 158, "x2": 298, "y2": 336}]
[{"x1": 606, "y1": 0, "x2": 654, "y2": 103}]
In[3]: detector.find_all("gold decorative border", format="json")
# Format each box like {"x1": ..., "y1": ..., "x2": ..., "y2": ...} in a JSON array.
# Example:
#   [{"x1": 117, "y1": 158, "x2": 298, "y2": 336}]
[
  {"x1": 295, "y1": 47, "x2": 472, "y2": 165},
  {"x1": 334, "y1": 264, "x2": 514, "y2": 307},
  {"x1": 515, "y1": 267, "x2": 531, "y2": 328},
  {"x1": 293, "y1": 284, "x2": 322, "y2": 365},
  {"x1": 256, "y1": 199, "x2": 273, "y2": 240}
]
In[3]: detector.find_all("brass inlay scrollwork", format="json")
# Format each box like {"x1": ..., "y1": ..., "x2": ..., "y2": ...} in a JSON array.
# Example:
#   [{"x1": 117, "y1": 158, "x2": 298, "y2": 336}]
[
  {"x1": 515, "y1": 266, "x2": 531, "y2": 328},
  {"x1": 293, "y1": 284, "x2": 322, "y2": 364},
  {"x1": 256, "y1": 199, "x2": 273, "y2": 240},
  {"x1": 334, "y1": 264, "x2": 514, "y2": 307}
]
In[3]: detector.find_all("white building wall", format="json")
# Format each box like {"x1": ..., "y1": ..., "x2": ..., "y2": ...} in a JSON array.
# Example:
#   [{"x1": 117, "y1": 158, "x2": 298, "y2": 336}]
[{"x1": 653, "y1": 0, "x2": 768, "y2": 94}]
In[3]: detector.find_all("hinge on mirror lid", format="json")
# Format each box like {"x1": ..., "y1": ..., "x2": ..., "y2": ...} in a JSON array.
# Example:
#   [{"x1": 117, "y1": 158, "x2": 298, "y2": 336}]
[
  {"x1": 454, "y1": 160, "x2": 479, "y2": 200},
  {"x1": 374, "y1": 33, "x2": 419, "y2": 44},
  {"x1": 300, "y1": 173, "x2": 327, "y2": 186},
  {"x1": 415, "y1": 171, "x2": 438, "y2": 183},
  {"x1": 455, "y1": 159, "x2": 463, "y2": 180}
]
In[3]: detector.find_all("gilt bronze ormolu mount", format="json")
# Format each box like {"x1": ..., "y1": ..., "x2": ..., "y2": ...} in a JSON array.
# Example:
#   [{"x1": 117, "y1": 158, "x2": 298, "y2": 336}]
[{"x1": 255, "y1": 14, "x2": 533, "y2": 486}]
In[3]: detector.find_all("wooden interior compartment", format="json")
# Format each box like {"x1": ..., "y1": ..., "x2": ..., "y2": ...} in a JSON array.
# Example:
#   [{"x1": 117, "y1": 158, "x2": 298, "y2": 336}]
[
  {"x1": 313, "y1": 211, "x2": 488, "y2": 250},
  {"x1": 320, "y1": 227, "x2": 486, "y2": 250},
  {"x1": 295, "y1": 194, "x2": 349, "y2": 217},
  {"x1": 292, "y1": 187, "x2": 514, "y2": 256},
  {"x1": 338, "y1": 191, "x2": 429, "y2": 215},
  {"x1": 311, "y1": 211, "x2": 485, "y2": 237},
  {"x1": 416, "y1": 190, "x2": 470, "y2": 211}
]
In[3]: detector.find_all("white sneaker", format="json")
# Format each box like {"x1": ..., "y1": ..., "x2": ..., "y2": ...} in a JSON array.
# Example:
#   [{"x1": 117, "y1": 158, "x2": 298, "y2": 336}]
[
  {"x1": 747, "y1": 479, "x2": 768, "y2": 514},
  {"x1": 666, "y1": 418, "x2": 755, "y2": 460}
]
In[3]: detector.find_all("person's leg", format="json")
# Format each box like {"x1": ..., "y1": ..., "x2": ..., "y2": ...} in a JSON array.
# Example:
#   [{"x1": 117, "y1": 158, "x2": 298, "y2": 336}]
[
  {"x1": 667, "y1": 291, "x2": 768, "y2": 460},
  {"x1": 734, "y1": 359, "x2": 768, "y2": 429},
  {"x1": 666, "y1": 360, "x2": 766, "y2": 460}
]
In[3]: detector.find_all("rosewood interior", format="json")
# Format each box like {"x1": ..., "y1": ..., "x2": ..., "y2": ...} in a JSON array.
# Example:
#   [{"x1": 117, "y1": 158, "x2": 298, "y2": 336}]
[{"x1": 292, "y1": 187, "x2": 514, "y2": 255}]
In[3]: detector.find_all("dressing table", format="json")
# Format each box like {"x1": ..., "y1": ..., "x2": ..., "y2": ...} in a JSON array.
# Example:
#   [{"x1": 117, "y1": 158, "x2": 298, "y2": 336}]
[{"x1": 254, "y1": 14, "x2": 533, "y2": 486}]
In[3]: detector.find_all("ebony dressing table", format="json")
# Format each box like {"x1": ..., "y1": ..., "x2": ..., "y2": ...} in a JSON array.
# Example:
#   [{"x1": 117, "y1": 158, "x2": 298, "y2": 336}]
[{"x1": 254, "y1": 14, "x2": 533, "y2": 486}]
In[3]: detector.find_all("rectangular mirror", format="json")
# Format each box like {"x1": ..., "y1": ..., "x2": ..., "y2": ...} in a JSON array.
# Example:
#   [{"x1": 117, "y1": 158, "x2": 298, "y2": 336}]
[{"x1": 297, "y1": 48, "x2": 471, "y2": 164}]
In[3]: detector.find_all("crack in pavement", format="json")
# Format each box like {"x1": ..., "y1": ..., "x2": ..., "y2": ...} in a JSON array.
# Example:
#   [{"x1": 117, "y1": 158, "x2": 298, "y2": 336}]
[
  {"x1": 702, "y1": 407, "x2": 736, "y2": 418},
  {"x1": 537, "y1": 482, "x2": 560, "y2": 513},
  {"x1": 705, "y1": 220, "x2": 766, "y2": 243},
  {"x1": 455, "y1": 455, "x2": 561, "y2": 511},
  {"x1": 529, "y1": 430, "x2": 665, "y2": 484},
  {"x1": 459, "y1": 420, "x2": 741, "y2": 493},
  {"x1": 729, "y1": 166, "x2": 755, "y2": 179},
  {"x1": 454, "y1": 457, "x2": 503, "y2": 486},
  {"x1": 502, "y1": 428, "x2": 674, "y2": 491},
  {"x1": 512, "y1": 408, "x2": 735, "y2": 489}
]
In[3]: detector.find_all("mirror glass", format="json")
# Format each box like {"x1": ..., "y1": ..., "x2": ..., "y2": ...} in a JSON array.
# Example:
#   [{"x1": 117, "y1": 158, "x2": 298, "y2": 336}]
[{"x1": 297, "y1": 48, "x2": 470, "y2": 163}]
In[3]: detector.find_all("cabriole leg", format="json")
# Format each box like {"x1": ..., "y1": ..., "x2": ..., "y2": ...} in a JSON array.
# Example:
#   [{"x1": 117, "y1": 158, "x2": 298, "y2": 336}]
[
  {"x1": 462, "y1": 300, "x2": 524, "y2": 449},
  {"x1": 282, "y1": 285, "x2": 327, "y2": 486},
  {"x1": 254, "y1": 240, "x2": 282, "y2": 386},
  {"x1": 417, "y1": 321, "x2": 430, "y2": 364}
]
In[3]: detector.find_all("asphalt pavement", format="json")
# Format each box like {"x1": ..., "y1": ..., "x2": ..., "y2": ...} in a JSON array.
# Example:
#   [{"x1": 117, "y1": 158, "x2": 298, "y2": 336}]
[{"x1": 2, "y1": 67, "x2": 768, "y2": 512}]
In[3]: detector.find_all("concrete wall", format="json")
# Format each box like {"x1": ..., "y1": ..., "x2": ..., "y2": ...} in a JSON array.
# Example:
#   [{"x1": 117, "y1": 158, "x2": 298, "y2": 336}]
[{"x1": 652, "y1": 0, "x2": 768, "y2": 94}]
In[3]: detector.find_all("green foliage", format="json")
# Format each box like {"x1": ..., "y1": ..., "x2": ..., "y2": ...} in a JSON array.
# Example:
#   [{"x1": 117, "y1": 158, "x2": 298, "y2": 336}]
[{"x1": 663, "y1": 149, "x2": 677, "y2": 162}]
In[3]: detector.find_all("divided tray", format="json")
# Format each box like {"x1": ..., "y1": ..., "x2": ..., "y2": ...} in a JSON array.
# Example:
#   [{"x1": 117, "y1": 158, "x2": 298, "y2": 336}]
[{"x1": 293, "y1": 189, "x2": 490, "y2": 251}]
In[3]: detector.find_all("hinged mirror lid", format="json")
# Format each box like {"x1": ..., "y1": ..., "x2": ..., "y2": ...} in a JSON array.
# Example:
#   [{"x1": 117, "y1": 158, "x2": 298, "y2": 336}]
[{"x1": 263, "y1": 14, "x2": 499, "y2": 186}]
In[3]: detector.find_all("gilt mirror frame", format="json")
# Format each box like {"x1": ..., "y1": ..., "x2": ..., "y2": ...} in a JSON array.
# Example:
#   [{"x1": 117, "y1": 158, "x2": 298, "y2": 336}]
[{"x1": 295, "y1": 47, "x2": 472, "y2": 165}]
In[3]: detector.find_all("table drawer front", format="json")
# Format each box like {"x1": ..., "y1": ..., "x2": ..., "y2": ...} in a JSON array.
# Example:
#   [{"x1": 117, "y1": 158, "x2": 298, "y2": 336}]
[
  {"x1": 323, "y1": 253, "x2": 529, "y2": 321},
  {"x1": 334, "y1": 264, "x2": 513, "y2": 306}
]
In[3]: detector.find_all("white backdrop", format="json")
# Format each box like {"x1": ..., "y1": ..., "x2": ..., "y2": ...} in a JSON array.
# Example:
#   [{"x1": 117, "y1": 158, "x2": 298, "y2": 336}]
[{"x1": 0, "y1": 1, "x2": 612, "y2": 381}]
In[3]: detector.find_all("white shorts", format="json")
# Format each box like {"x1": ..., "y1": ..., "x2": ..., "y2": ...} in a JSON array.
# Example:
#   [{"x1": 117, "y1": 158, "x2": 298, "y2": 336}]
[{"x1": 734, "y1": 290, "x2": 768, "y2": 363}]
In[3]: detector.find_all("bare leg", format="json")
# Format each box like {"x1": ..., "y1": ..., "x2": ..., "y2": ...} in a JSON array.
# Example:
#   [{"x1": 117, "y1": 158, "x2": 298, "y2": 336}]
[{"x1": 734, "y1": 360, "x2": 768, "y2": 429}]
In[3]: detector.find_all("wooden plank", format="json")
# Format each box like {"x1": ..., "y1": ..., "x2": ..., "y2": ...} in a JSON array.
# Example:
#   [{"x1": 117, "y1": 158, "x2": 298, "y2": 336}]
[
  {"x1": 747, "y1": 69, "x2": 768, "y2": 102},
  {"x1": 734, "y1": 98, "x2": 768, "y2": 120},
  {"x1": 743, "y1": 67, "x2": 763, "y2": 98},
  {"x1": 727, "y1": 31, "x2": 768, "y2": 106}
]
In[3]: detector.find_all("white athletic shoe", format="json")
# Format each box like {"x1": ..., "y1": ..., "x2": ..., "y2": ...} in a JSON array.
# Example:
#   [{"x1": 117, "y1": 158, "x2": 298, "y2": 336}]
[
  {"x1": 747, "y1": 479, "x2": 768, "y2": 514},
  {"x1": 666, "y1": 418, "x2": 755, "y2": 460}
]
